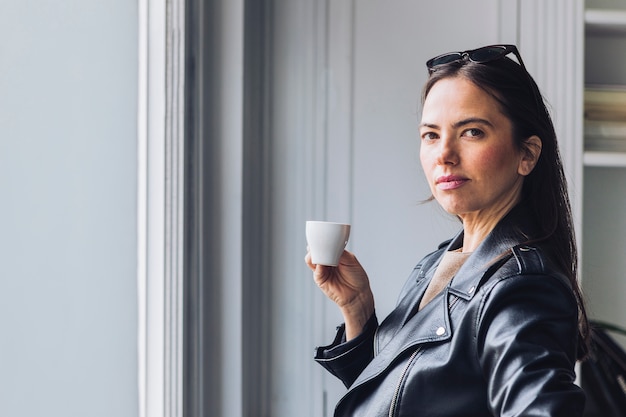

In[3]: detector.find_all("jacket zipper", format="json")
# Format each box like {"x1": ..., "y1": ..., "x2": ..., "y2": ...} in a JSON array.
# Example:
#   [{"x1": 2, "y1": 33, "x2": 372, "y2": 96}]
[
  {"x1": 387, "y1": 294, "x2": 460, "y2": 417},
  {"x1": 388, "y1": 347, "x2": 421, "y2": 417}
]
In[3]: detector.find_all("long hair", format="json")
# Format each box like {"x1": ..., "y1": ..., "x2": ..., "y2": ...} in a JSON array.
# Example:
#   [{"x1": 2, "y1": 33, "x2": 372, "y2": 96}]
[{"x1": 422, "y1": 56, "x2": 590, "y2": 359}]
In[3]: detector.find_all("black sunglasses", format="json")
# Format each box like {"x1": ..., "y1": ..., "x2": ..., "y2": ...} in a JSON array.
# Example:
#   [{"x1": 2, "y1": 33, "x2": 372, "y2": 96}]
[
  {"x1": 425, "y1": 44, "x2": 543, "y2": 111},
  {"x1": 426, "y1": 44, "x2": 527, "y2": 74}
]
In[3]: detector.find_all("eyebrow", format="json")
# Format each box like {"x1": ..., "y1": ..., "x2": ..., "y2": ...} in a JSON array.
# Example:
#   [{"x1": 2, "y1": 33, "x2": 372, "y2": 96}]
[{"x1": 420, "y1": 117, "x2": 495, "y2": 130}]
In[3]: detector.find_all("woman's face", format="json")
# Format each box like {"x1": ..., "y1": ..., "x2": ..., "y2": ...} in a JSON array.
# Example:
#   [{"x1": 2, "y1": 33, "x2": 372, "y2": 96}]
[{"x1": 419, "y1": 76, "x2": 533, "y2": 227}]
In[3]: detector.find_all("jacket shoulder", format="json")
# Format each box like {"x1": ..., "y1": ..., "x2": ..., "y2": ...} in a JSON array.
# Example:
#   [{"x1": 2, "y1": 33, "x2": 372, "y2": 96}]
[
  {"x1": 500, "y1": 244, "x2": 572, "y2": 290},
  {"x1": 511, "y1": 244, "x2": 545, "y2": 274}
]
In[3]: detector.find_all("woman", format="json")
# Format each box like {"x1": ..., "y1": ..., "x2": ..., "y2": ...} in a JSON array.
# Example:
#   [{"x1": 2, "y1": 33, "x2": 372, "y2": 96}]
[{"x1": 306, "y1": 45, "x2": 590, "y2": 416}]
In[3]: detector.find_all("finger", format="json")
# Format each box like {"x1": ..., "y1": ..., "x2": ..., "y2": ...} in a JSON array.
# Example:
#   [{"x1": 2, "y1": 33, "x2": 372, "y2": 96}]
[
  {"x1": 336, "y1": 250, "x2": 353, "y2": 266},
  {"x1": 304, "y1": 251, "x2": 317, "y2": 271}
]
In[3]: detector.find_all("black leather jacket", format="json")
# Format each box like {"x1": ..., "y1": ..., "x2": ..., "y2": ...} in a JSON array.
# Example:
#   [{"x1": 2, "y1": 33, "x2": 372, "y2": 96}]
[{"x1": 315, "y1": 205, "x2": 585, "y2": 416}]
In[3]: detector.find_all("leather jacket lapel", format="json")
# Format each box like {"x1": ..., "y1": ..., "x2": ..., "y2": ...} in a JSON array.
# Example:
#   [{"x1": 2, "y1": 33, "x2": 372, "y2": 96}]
[
  {"x1": 349, "y1": 282, "x2": 454, "y2": 390},
  {"x1": 375, "y1": 260, "x2": 438, "y2": 350}
]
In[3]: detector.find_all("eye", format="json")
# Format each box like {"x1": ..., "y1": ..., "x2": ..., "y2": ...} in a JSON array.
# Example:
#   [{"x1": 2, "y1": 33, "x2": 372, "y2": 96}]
[
  {"x1": 462, "y1": 128, "x2": 484, "y2": 138},
  {"x1": 421, "y1": 131, "x2": 439, "y2": 141}
]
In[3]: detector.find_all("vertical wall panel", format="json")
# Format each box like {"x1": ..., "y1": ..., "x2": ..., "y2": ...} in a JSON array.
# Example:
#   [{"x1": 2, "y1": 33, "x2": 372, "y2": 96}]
[
  {"x1": 269, "y1": 1, "x2": 330, "y2": 416},
  {"x1": 517, "y1": 0, "x2": 585, "y2": 247}
]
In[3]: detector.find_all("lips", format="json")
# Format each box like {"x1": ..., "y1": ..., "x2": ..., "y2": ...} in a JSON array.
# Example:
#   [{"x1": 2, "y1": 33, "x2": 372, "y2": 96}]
[{"x1": 435, "y1": 175, "x2": 469, "y2": 190}]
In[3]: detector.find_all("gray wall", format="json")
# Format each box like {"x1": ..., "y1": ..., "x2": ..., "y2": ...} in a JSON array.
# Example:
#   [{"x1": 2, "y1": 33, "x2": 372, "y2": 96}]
[{"x1": 0, "y1": 1, "x2": 138, "y2": 416}]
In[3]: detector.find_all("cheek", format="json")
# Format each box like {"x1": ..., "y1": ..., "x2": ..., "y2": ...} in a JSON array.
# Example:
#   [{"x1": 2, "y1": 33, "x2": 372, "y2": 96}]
[
  {"x1": 475, "y1": 147, "x2": 500, "y2": 166},
  {"x1": 473, "y1": 145, "x2": 518, "y2": 173}
]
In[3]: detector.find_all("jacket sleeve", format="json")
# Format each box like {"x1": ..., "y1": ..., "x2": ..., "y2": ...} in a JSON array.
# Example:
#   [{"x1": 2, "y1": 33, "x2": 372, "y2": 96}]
[
  {"x1": 477, "y1": 274, "x2": 586, "y2": 417},
  {"x1": 314, "y1": 313, "x2": 378, "y2": 388}
]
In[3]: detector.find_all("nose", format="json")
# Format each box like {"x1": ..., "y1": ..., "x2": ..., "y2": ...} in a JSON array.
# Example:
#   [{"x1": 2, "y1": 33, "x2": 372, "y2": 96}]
[{"x1": 436, "y1": 134, "x2": 458, "y2": 165}]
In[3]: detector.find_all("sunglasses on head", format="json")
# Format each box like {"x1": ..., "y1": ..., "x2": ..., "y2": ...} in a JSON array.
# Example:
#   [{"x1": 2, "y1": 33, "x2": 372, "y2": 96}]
[
  {"x1": 426, "y1": 44, "x2": 527, "y2": 74},
  {"x1": 425, "y1": 44, "x2": 543, "y2": 111}
]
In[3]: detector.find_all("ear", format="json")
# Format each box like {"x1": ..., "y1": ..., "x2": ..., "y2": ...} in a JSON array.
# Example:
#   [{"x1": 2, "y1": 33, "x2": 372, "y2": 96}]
[{"x1": 518, "y1": 135, "x2": 542, "y2": 176}]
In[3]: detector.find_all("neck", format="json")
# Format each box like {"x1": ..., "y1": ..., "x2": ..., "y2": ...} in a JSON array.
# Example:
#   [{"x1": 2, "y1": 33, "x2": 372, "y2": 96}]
[{"x1": 460, "y1": 200, "x2": 520, "y2": 252}]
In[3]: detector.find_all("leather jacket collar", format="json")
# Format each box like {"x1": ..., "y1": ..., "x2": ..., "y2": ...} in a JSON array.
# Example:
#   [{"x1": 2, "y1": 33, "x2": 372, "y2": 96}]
[{"x1": 445, "y1": 202, "x2": 540, "y2": 301}]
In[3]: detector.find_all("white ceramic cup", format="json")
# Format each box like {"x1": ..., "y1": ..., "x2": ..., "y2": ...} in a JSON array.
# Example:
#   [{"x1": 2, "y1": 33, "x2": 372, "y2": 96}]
[{"x1": 305, "y1": 221, "x2": 351, "y2": 267}]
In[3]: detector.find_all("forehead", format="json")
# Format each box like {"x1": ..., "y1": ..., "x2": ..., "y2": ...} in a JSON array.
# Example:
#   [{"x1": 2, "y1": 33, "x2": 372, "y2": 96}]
[{"x1": 421, "y1": 77, "x2": 507, "y2": 124}]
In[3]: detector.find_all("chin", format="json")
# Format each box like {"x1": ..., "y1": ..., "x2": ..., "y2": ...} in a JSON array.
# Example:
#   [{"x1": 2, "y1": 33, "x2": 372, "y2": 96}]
[{"x1": 436, "y1": 200, "x2": 466, "y2": 216}]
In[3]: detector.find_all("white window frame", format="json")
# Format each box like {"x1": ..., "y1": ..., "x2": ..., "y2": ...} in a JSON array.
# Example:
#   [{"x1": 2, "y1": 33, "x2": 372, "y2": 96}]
[{"x1": 137, "y1": 0, "x2": 185, "y2": 416}]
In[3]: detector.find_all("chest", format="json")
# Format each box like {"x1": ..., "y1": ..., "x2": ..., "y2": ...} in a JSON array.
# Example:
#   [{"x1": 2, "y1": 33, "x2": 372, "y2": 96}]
[{"x1": 345, "y1": 291, "x2": 490, "y2": 417}]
